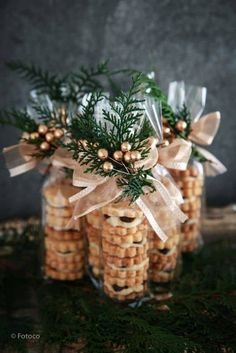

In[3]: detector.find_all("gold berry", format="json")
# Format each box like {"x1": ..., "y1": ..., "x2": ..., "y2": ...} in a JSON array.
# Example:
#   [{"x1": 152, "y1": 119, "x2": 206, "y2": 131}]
[
  {"x1": 97, "y1": 148, "x2": 108, "y2": 160},
  {"x1": 124, "y1": 151, "x2": 132, "y2": 163},
  {"x1": 22, "y1": 132, "x2": 30, "y2": 140},
  {"x1": 38, "y1": 124, "x2": 48, "y2": 135},
  {"x1": 40, "y1": 141, "x2": 50, "y2": 151},
  {"x1": 130, "y1": 151, "x2": 141, "y2": 162},
  {"x1": 121, "y1": 141, "x2": 131, "y2": 152},
  {"x1": 175, "y1": 120, "x2": 187, "y2": 132},
  {"x1": 164, "y1": 127, "x2": 171, "y2": 135},
  {"x1": 162, "y1": 139, "x2": 170, "y2": 147},
  {"x1": 30, "y1": 132, "x2": 39, "y2": 140},
  {"x1": 113, "y1": 150, "x2": 123, "y2": 161},
  {"x1": 45, "y1": 132, "x2": 54, "y2": 142},
  {"x1": 103, "y1": 161, "x2": 113, "y2": 173},
  {"x1": 54, "y1": 128, "x2": 64, "y2": 139}
]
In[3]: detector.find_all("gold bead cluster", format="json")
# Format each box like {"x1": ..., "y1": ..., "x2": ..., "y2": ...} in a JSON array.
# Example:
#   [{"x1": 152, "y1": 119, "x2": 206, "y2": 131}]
[
  {"x1": 96, "y1": 141, "x2": 142, "y2": 173},
  {"x1": 23, "y1": 124, "x2": 64, "y2": 151},
  {"x1": 162, "y1": 118, "x2": 187, "y2": 146}
]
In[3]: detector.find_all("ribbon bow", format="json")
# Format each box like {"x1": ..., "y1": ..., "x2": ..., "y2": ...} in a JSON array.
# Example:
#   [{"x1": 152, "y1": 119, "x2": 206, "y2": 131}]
[
  {"x1": 54, "y1": 138, "x2": 191, "y2": 242},
  {"x1": 168, "y1": 81, "x2": 227, "y2": 176}
]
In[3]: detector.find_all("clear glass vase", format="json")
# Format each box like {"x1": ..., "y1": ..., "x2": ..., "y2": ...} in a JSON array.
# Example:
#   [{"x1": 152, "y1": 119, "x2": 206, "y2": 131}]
[
  {"x1": 41, "y1": 167, "x2": 86, "y2": 281},
  {"x1": 170, "y1": 160, "x2": 205, "y2": 253}
]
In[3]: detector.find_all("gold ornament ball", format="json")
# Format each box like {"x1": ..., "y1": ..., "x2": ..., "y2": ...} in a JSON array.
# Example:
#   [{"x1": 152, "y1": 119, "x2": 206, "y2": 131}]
[
  {"x1": 45, "y1": 132, "x2": 54, "y2": 142},
  {"x1": 162, "y1": 139, "x2": 170, "y2": 147},
  {"x1": 121, "y1": 141, "x2": 131, "y2": 152},
  {"x1": 40, "y1": 141, "x2": 50, "y2": 151},
  {"x1": 97, "y1": 148, "x2": 108, "y2": 160},
  {"x1": 124, "y1": 151, "x2": 132, "y2": 163},
  {"x1": 164, "y1": 127, "x2": 171, "y2": 135},
  {"x1": 22, "y1": 132, "x2": 30, "y2": 140},
  {"x1": 102, "y1": 161, "x2": 113, "y2": 173},
  {"x1": 30, "y1": 132, "x2": 39, "y2": 140},
  {"x1": 54, "y1": 128, "x2": 64, "y2": 139},
  {"x1": 38, "y1": 124, "x2": 48, "y2": 135},
  {"x1": 130, "y1": 151, "x2": 141, "y2": 162},
  {"x1": 175, "y1": 120, "x2": 187, "y2": 132},
  {"x1": 113, "y1": 150, "x2": 123, "y2": 161}
]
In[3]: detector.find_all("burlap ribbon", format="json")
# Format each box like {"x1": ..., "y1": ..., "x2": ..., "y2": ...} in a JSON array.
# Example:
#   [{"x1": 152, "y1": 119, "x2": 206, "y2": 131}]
[{"x1": 53, "y1": 139, "x2": 191, "y2": 242}]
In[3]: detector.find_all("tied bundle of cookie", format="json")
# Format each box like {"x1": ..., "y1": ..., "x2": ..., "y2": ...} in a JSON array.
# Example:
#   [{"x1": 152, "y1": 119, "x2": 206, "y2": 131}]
[
  {"x1": 141, "y1": 76, "x2": 226, "y2": 254},
  {"x1": 0, "y1": 61, "x2": 114, "y2": 281},
  {"x1": 0, "y1": 96, "x2": 87, "y2": 280},
  {"x1": 63, "y1": 73, "x2": 192, "y2": 303}
]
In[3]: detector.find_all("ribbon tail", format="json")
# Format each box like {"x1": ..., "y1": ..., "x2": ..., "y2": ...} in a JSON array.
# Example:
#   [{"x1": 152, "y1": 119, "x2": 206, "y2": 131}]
[
  {"x1": 67, "y1": 178, "x2": 122, "y2": 230},
  {"x1": 196, "y1": 146, "x2": 227, "y2": 176},
  {"x1": 136, "y1": 196, "x2": 168, "y2": 242},
  {"x1": 152, "y1": 164, "x2": 184, "y2": 205},
  {"x1": 149, "y1": 176, "x2": 188, "y2": 223},
  {"x1": 3, "y1": 144, "x2": 38, "y2": 177},
  {"x1": 69, "y1": 185, "x2": 97, "y2": 203}
]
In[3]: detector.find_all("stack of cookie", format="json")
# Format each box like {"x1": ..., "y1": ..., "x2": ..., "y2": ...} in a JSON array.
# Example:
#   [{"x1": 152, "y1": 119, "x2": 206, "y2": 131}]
[
  {"x1": 42, "y1": 177, "x2": 85, "y2": 280},
  {"x1": 170, "y1": 163, "x2": 204, "y2": 252},
  {"x1": 100, "y1": 201, "x2": 149, "y2": 302},
  {"x1": 148, "y1": 207, "x2": 181, "y2": 288},
  {"x1": 85, "y1": 209, "x2": 103, "y2": 284}
]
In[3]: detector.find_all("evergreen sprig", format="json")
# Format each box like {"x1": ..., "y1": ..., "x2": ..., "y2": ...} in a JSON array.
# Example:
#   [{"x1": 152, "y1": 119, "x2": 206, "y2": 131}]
[
  {"x1": 0, "y1": 108, "x2": 38, "y2": 132},
  {"x1": 66, "y1": 74, "x2": 155, "y2": 202},
  {"x1": 6, "y1": 60, "x2": 65, "y2": 101},
  {"x1": 6, "y1": 60, "x2": 112, "y2": 104}
]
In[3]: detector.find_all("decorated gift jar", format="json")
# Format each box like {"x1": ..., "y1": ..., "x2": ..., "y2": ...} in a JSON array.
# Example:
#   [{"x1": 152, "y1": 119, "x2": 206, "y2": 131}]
[
  {"x1": 41, "y1": 167, "x2": 86, "y2": 281},
  {"x1": 60, "y1": 77, "x2": 191, "y2": 303}
]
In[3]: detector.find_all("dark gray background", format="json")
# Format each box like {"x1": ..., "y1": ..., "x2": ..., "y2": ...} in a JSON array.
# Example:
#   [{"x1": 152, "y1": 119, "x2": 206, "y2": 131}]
[{"x1": 0, "y1": 0, "x2": 235, "y2": 220}]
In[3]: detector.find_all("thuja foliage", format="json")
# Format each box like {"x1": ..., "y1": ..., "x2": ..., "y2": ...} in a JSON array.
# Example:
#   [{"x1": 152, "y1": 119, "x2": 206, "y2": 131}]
[
  {"x1": 1, "y1": 222, "x2": 235, "y2": 353},
  {"x1": 67, "y1": 73, "x2": 155, "y2": 202},
  {"x1": 0, "y1": 60, "x2": 126, "y2": 160},
  {"x1": 6, "y1": 60, "x2": 110, "y2": 103}
]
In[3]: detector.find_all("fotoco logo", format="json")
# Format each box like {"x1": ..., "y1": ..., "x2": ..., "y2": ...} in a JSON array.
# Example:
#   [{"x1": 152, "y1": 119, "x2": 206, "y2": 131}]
[{"x1": 11, "y1": 333, "x2": 40, "y2": 340}]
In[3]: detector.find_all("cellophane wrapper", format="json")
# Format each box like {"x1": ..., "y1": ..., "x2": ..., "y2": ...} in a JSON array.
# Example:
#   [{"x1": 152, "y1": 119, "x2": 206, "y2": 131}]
[
  {"x1": 148, "y1": 204, "x2": 181, "y2": 296},
  {"x1": 41, "y1": 168, "x2": 86, "y2": 281},
  {"x1": 169, "y1": 159, "x2": 205, "y2": 253}
]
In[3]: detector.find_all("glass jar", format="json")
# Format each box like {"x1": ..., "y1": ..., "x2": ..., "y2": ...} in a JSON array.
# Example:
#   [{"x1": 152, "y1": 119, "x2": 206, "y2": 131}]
[
  {"x1": 100, "y1": 200, "x2": 149, "y2": 304},
  {"x1": 41, "y1": 168, "x2": 86, "y2": 281},
  {"x1": 170, "y1": 160, "x2": 204, "y2": 253},
  {"x1": 148, "y1": 204, "x2": 181, "y2": 298}
]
